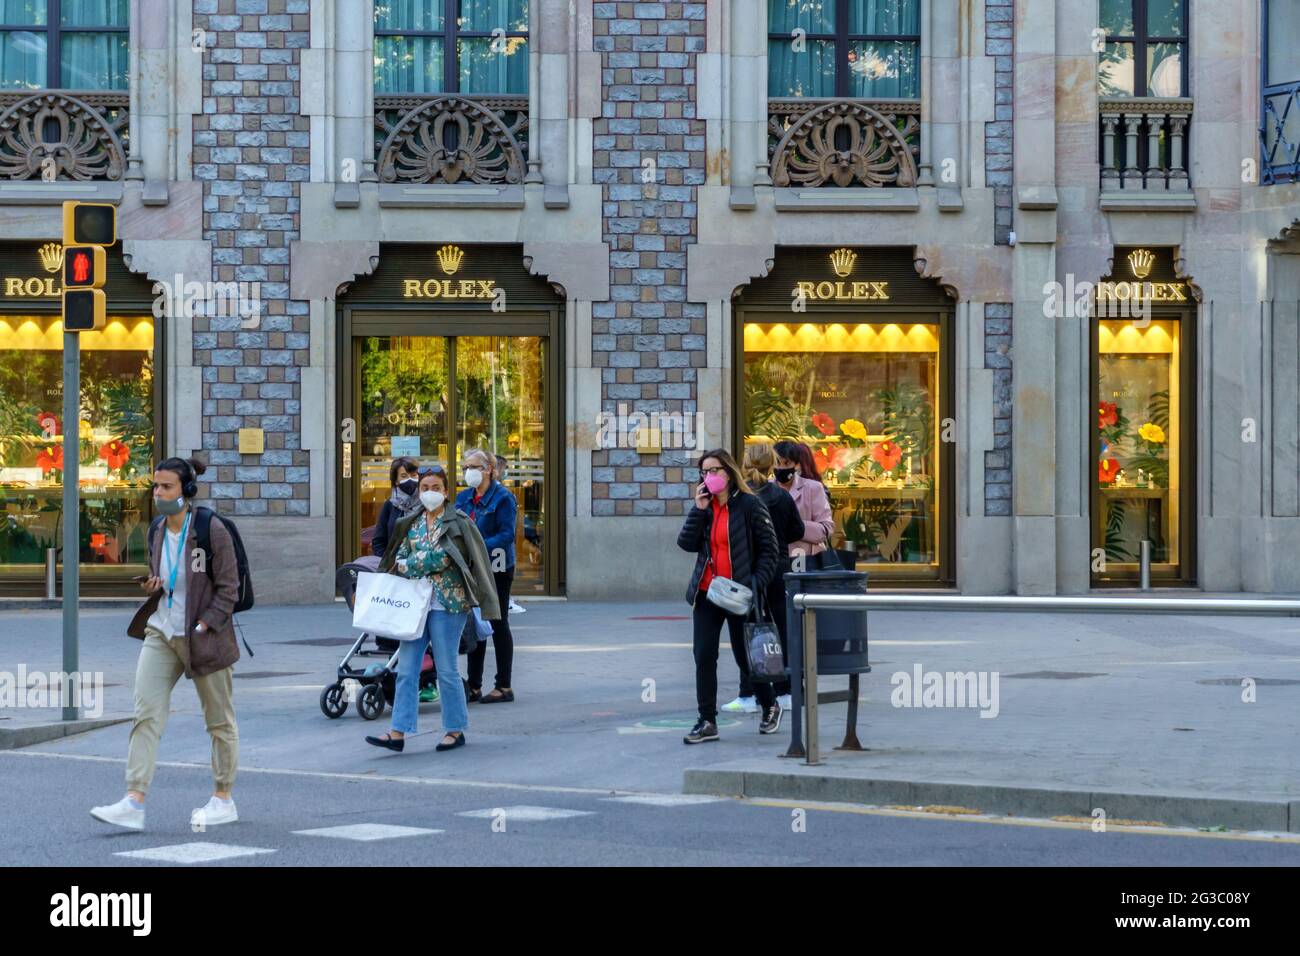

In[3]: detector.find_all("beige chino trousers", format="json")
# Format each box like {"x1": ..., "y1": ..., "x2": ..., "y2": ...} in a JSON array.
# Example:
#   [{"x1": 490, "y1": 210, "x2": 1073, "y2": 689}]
[{"x1": 125, "y1": 627, "x2": 239, "y2": 795}]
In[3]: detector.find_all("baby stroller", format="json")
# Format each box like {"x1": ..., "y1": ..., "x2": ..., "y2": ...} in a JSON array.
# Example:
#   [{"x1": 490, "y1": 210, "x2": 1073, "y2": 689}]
[
  {"x1": 320, "y1": 557, "x2": 437, "y2": 721},
  {"x1": 321, "y1": 557, "x2": 483, "y2": 720}
]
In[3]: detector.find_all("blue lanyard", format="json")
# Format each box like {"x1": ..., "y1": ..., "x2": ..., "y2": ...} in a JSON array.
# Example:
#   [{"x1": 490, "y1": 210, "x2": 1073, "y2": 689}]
[{"x1": 165, "y1": 511, "x2": 191, "y2": 608}]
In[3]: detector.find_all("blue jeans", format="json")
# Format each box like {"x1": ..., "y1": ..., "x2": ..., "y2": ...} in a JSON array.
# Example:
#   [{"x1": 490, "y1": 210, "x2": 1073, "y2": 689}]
[{"x1": 391, "y1": 609, "x2": 469, "y2": 736}]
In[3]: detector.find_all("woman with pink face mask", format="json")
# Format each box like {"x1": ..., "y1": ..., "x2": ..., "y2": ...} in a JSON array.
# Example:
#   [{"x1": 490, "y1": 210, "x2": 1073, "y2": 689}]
[{"x1": 676, "y1": 448, "x2": 781, "y2": 744}]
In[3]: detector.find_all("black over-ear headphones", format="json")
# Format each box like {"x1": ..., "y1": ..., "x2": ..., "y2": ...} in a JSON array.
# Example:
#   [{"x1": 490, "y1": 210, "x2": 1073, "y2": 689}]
[{"x1": 159, "y1": 457, "x2": 198, "y2": 498}]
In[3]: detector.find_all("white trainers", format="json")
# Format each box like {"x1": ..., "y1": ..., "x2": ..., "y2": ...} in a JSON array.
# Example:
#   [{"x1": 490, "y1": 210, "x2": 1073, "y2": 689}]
[
  {"x1": 90, "y1": 796, "x2": 144, "y2": 831},
  {"x1": 777, "y1": 694, "x2": 793, "y2": 711},
  {"x1": 721, "y1": 696, "x2": 760, "y2": 714},
  {"x1": 190, "y1": 796, "x2": 238, "y2": 830}
]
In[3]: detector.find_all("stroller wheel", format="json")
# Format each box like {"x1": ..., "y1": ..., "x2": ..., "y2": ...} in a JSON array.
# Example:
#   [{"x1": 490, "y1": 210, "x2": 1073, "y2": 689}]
[
  {"x1": 357, "y1": 683, "x2": 385, "y2": 721},
  {"x1": 320, "y1": 683, "x2": 348, "y2": 719}
]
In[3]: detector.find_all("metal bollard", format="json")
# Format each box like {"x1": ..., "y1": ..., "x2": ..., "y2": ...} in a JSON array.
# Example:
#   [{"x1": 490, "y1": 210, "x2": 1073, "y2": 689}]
[
  {"x1": 803, "y1": 609, "x2": 820, "y2": 766},
  {"x1": 45, "y1": 548, "x2": 57, "y2": 600},
  {"x1": 1140, "y1": 540, "x2": 1152, "y2": 590}
]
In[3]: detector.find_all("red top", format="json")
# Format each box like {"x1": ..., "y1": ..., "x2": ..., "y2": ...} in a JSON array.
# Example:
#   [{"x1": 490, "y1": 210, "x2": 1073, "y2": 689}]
[{"x1": 699, "y1": 498, "x2": 731, "y2": 592}]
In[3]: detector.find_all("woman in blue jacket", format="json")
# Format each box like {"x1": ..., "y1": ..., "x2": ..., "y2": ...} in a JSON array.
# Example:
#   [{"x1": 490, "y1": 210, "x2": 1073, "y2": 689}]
[{"x1": 455, "y1": 448, "x2": 518, "y2": 703}]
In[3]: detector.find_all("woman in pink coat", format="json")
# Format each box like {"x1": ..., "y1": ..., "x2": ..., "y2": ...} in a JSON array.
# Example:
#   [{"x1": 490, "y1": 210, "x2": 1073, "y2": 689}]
[{"x1": 773, "y1": 440, "x2": 834, "y2": 557}]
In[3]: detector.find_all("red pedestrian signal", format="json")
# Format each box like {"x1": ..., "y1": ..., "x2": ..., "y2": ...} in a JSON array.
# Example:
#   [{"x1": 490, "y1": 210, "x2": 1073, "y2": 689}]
[{"x1": 62, "y1": 245, "x2": 106, "y2": 289}]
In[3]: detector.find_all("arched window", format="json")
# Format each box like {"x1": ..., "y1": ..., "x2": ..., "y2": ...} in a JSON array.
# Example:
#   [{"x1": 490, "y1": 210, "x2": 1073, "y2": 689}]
[
  {"x1": 374, "y1": 0, "x2": 529, "y2": 95},
  {"x1": 767, "y1": 0, "x2": 920, "y2": 99},
  {"x1": 0, "y1": 0, "x2": 128, "y2": 91}
]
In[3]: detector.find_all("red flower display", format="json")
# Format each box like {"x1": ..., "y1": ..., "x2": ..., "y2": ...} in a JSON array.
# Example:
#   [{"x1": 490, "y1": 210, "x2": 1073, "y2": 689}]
[
  {"x1": 36, "y1": 411, "x2": 60, "y2": 437},
  {"x1": 871, "y1": 440, "x2": 904, "y2": 472},
  {"x1": 1098, "y1": 459, "x2": 1120, "y2": 484},
  {"x1": 811, "y1": 412, "x2": 837, "y2": 436},
  {"x1": 99, "y1": 439, "x2": 130, "y2": 470},
  {"x1": 1098, "y1": 402, "x2": 1118, "y2": 429},
  {"x1": 814, "y1": 444, "x2": 854, "y2": 474},
  {"x1": 36, "y1": 444, "x2": 64, "y2": 475},
  {"x1": 90, "y1": 533, "x2": 107, "y2": 551}
]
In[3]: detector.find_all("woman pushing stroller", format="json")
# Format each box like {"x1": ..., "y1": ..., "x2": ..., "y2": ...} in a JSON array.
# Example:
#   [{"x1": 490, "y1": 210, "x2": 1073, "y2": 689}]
[{"x1": 364, "y1": 464, "x2": 500, "y2": 754}]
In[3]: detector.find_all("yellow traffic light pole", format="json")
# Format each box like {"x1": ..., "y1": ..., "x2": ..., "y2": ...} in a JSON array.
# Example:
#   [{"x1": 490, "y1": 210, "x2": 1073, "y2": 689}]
[{"x1": 59, "y1": 201, "x2": 115, "y2": 720}]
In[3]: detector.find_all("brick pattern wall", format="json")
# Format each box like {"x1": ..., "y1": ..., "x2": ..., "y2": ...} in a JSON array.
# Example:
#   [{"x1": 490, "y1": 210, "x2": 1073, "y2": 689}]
[
  {"x1": 986, "y1": 0, "x2": 1013, "y2": 245},
  {"x1": 984, "y1": 303, "x2": 1013, "y2": 515},
  {"x1": 590, "y1": 2, "x2": 707, "y2": 517},
  {"x1": 192, "y1": 0, "x2": 311, "y2": 516}
]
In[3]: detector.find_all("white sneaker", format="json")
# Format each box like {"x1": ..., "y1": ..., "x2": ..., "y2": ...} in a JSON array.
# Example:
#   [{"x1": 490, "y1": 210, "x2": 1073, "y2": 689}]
[
  {"x1": 721, "y1": 696, "x2": 760, "y2": 714},
  {"x1": 777, "y1": 694, "x2": 793, "y2": 711},
  {"x1": 190, "y1": 796, "x2": 238, "y2": 830},
  {"x1": 90, "y1": 796, "x2": 144, "y2": 831},
  {"x1": 508, "y1": 599, "x2": 525, "y2": 614}
]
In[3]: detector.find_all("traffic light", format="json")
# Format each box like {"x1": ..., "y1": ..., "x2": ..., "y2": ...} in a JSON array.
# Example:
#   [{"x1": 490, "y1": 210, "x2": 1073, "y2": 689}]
[
  {"x1": 62, "y1": 245, "x2": 106, "y2": 289},
  {"x1": 61, "y1": 201, "x2": 116, "y2": 247},
  {"x1": 63, "y1": 289, "x2": 106, "y2": 332}
]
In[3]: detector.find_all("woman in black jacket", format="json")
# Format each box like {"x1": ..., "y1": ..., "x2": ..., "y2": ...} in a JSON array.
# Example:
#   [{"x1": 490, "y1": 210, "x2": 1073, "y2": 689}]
[
  {"x1": 677, "y1": 448, "x2": 781, "y2": 744},
  {"x1": 743, "y1": 443, "x2": 803, "y2": 711},
  {"x1": 371, "y1": 456, "x2": 419, "y2": 560}
]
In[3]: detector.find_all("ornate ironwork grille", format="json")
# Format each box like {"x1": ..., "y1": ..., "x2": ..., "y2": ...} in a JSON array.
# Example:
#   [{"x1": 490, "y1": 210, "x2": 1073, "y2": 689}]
[
  {"x1": 374, "y1": 93, "x2": 528, "y2": 186},
  {"x1": 767, "y1": 97, "x2": 920, "y2": 189},
  {"x1": 0, "y1": 89, "x2": 127, "y2": 181}
]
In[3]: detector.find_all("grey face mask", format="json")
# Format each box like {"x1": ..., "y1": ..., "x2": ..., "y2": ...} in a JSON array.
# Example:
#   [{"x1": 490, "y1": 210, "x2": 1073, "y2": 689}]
[{"x1": 154, "y1": 495, "x2": 186, "y2": 516}]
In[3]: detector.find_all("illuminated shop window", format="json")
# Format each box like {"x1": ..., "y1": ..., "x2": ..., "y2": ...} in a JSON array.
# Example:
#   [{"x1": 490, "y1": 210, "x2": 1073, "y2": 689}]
[
  {"x1": 0, "y1": 313, "x2": 155, "y2": 575},
  {"x1": 743, "y1": 320, "x2": 940, "y2": 570},
  {"x1": 1095, "y1": 318, "x2": 1182, "y2": 573}
]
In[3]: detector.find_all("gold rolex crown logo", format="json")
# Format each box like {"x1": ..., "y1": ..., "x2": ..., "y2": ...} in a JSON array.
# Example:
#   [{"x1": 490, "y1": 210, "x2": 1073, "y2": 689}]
[
  {"x1": 39, "y1": 242, "x2": 64, "y2": 273},
  {"x1": 830, "y1": 247, "x2": 857, "y2": 278},
  {"x1": 436, "y1": 244, "x2": 464, "y2": 276},
  {"x1": 1128, "y1": 248, "x2": 1155, "y2": 280}
]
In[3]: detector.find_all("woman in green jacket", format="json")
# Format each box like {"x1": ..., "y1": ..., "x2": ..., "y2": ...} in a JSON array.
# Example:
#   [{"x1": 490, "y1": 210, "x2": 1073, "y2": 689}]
[{"x1": 365, "y1": 464, "x2": 500, "y2": 753}]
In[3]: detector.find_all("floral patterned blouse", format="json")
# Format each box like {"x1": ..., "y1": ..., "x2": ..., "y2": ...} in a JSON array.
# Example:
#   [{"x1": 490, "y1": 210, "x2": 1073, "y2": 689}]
[{"x1": 396, "y1": 514, "x2": 470, "y2": 613}]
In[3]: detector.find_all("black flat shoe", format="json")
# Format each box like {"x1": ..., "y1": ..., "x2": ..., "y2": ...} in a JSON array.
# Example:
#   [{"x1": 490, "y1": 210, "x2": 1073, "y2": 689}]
[
  {"x1": 365, "y1": 734, "x2": 404, "y2": 752},
  {"x1": 479, "y1": 688, "x2": 514, "y2": 704},
  {"x1": 466, "y1": 686, "x2": 482, "y2": 703},
  {"x1": 435, "y1": 732, "x2": 466, "y2": 752}
]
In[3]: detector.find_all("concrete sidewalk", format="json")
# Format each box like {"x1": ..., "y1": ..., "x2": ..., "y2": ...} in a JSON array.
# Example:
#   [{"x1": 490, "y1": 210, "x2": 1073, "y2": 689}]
[{"x1": 1, "y1": 598, "x2": 1297, "y2": 831}]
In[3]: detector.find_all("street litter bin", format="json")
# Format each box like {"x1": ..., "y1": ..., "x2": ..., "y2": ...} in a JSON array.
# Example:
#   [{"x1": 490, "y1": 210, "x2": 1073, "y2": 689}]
[{"x1": 783, "y1": 568, "x2": 870, "y2": 760}]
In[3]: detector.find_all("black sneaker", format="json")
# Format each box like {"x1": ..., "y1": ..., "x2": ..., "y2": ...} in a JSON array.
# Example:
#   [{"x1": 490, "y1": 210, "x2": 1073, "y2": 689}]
[
  {"x1": 760, "y1": 701, "x2": 783, "y2": 735},
  {"x1": 683, "y1": 719, "x2": 719, "y2": 745}
]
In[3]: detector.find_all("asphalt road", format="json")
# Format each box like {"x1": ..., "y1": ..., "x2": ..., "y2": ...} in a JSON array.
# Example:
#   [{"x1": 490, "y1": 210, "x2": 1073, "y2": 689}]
[{"x1": 3, "y1": 749, "x2": 1298, "y2": 867}]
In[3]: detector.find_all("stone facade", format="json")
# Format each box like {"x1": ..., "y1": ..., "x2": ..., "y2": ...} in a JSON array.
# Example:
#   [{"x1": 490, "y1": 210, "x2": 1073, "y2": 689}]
[
  {"x1": 2, "y1": 0, "x2": 1299, "y2": 600},
  {"x1": 983, "y1": 303, "x2": 1013, "y2": 516},
  {"x1": 986, "y1": 0, "x2": 1014, "y2": 245},
  {"x1": 193, "y1": 0, "x2": 312, "y2": 517},
  {"x1": 590, "y1": 2, "x2": 707, "y2": 518}
]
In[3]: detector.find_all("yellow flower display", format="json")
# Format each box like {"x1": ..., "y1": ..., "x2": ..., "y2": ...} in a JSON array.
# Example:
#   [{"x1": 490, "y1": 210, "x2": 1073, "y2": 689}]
[
  {"x1": 840, "y1": 418, "x2": 867, "y2": 441},
  {"x1": 1138, "y1": 422, "x2": 1166, "y2": 444}
]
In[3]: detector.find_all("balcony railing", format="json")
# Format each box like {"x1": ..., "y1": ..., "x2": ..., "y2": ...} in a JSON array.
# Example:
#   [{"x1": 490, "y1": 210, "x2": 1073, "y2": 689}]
[
  {"x1": 768, "y1": 98, "x2": 920, "y2": 189},
  {"x1": 374, "y1": 94, "x2": 528, "y2": 186},
  {"x1": 0, "y1": 90, "x2": 128, "y2": 182},
  {"x1": 1099, "y1": 97, "x2": 1192, "y2": 192},
  {"x1": 1261, "y1": 80, "x2": 1300, "y2": 185}
]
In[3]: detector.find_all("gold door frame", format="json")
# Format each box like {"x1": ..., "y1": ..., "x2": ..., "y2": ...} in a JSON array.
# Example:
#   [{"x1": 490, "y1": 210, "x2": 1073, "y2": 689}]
[
  {"x1": 337, "y1": 304, "x2": 565, "y2": 595},
  {"x1": 732, "y1": 302, "x2": 956, "y2": 587}
]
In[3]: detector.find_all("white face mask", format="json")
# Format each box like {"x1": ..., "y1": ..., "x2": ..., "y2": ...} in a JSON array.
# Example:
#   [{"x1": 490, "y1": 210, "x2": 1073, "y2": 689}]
[
  {"x1": 463, "y1": 468, "x2": 484, "y2": 489},
  {"x1": 419, "y1": 490, "x2": 445, "y2": 512}
]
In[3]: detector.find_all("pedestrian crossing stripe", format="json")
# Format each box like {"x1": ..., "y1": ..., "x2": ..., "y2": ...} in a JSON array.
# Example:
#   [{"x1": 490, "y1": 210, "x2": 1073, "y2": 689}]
[
  {"x1": 457, "y1": 806, "x2": 594, "y2": 822},
  {"x1": 114, "y1": 842, "x2": 276, "y2": 864},
  {"x1": 601, "y1": 794, "x2": 727, "y2": 807},
  {"x1": 292, "y1": 823, "x2": 444, "y2": 841}
]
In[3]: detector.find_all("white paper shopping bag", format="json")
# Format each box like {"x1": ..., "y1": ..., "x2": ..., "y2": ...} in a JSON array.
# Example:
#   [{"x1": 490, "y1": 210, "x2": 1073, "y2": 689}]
[{"x1": 352, "y1": 572, "x2": 434, "y2": 641}]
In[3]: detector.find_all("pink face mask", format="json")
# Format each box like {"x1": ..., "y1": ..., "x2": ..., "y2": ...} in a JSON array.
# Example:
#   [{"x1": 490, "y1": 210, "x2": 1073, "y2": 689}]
[{"x1": 704, "y1": 472, "x2": 729, "y2": 495}]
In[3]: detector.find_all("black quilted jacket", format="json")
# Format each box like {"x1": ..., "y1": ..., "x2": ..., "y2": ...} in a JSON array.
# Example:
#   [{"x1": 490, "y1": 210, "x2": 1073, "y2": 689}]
[{"x1": 677, "y1": 489, "x2": 781, "y2": 606}]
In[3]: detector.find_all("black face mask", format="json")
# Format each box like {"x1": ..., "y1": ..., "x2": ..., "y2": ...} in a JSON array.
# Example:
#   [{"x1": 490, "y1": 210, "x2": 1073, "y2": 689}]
[
  {"x1": 398, "y1": 479, "x2": 418, "y2": 496},
  {"x1": 774, "y1": 467, "x2": 796, "y2": 484}
]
